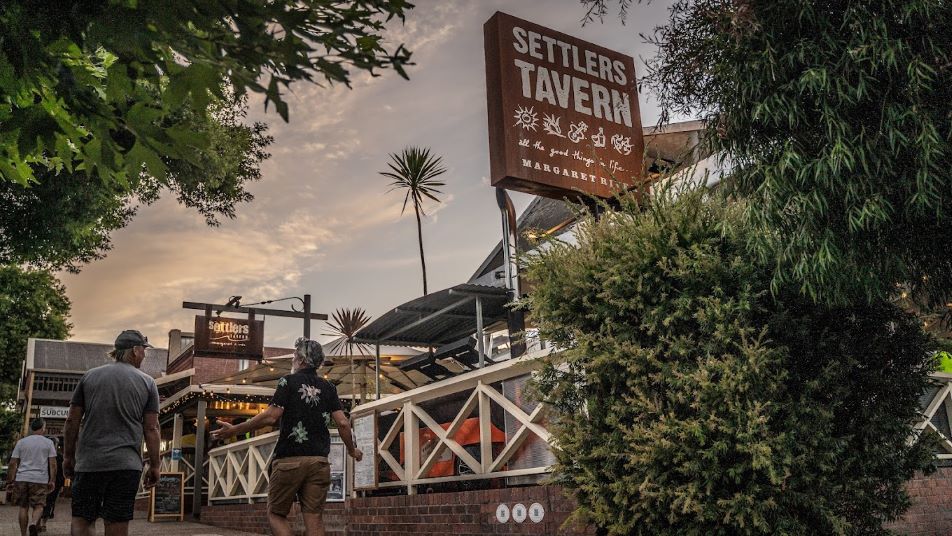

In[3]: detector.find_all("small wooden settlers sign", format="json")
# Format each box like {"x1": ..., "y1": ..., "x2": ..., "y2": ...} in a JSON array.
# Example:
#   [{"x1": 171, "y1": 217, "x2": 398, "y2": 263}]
[
  {"x1": 484, "y1": 12, "x2": 645, "y2": 200},
  {"x1": 194, "y1": 315, "x2": 265, "y2": 360},
  {"x1": 149, "y1": 472, "x2": 184, "y2": 522}
]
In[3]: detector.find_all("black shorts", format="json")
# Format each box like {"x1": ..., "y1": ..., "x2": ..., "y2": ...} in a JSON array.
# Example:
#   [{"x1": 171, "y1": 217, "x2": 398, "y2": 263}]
[{"x1": 71, "y1": 470, "x2": 141, "y2": 522}]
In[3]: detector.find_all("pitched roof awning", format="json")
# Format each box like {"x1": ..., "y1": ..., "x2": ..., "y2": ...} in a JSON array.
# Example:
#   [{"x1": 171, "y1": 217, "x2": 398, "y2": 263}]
[{"x1": 353, "y1": 283, "x2": 511, "y2": 347}]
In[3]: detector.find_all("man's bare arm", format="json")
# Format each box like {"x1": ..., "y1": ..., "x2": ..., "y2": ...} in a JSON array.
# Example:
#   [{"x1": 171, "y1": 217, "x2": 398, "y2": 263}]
[
  {"x1": 63, "y1": 405, "x2": 84, "y2": 476},
  {"x1": 211, "y1": 405, "x2": 283, "y2": 441},
  {"x1": 47, "y1": 457, "x2": 56, "y2": 491},
  {"x1": 5, "y1": 458, "x2": 18, "y2": 488},
  {"x1": 332, "y1": 410, "x2": 362, "y2": 460},
  {"x1": 143, "y1": 412, "x2": 161, "y2": 469}
]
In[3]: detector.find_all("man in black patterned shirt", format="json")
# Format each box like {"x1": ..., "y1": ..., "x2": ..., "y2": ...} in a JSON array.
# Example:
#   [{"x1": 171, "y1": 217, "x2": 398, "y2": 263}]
[{"x1": 213, "y1": 338, "x2": 362, "y2": 536}]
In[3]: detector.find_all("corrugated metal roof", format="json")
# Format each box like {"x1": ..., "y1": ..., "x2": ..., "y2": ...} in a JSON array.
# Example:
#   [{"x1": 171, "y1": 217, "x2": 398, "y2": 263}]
[
  {"x1": 354, "y1": 283, "x2": 510, "y2": 347},
  {"x1": 31, "y1": 339, "x2": 168, "y2": 379},
  {"x1": 321, "y1": 337, "x2": 421, "y2": 358},
  {"x1": 469, "y1": 196, "x2": 576, "y2": 284}
]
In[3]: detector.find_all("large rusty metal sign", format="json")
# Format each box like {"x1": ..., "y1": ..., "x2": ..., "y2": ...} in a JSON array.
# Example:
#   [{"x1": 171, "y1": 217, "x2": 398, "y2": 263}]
[{"x1": 484, "y1": 12, "x2": 645, "y2": 199}]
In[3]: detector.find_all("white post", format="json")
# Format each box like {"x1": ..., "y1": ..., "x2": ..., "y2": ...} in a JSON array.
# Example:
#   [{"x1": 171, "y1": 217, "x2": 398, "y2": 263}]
[
  {"x1": 476, "y1": 297, "x2": 485, "y2": 368},
  {"x1": 170, "y1": 413, "x2": 183, "y2": 472},
  {"x1": 375, "y1": 341, "x2": 381, "y2": 400},
  {"x1": 478, "y1": 382, "x2": 492, "y2": 473},
  {"x1": 404, "y1": 401, "x2": 418, "y2": 495}
]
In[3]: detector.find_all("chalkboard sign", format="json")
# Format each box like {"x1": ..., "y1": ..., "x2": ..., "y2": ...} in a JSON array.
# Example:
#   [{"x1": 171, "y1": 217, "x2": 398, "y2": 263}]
[
  {"x1": 149, "y1": 472, "x2": 184, "y2": 522},
  {"x1": 353, "y1": 413, "x2": 377, "y2": 490}
]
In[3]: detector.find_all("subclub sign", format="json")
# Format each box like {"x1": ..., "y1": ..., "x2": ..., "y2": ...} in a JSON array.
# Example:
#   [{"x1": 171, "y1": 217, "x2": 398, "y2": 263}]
[{"x1": 484, "y1": 12, "x2": 645, "y2": 199}]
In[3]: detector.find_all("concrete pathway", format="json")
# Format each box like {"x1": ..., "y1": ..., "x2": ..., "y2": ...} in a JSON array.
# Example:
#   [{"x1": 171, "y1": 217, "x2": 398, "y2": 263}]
[{"x1": 0, "y1": 499, "x2": 260, "y2": 535}]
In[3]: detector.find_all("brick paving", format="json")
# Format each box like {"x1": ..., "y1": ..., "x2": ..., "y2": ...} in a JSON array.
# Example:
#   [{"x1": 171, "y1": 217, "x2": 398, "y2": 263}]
[{"x1": 0, "y1": 499, "x2": 259, "y2": 535}]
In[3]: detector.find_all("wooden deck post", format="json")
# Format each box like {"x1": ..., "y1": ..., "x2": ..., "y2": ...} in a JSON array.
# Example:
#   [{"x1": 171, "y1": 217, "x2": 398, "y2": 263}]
[{"x1": 192, "y1": 399, "x2": 207, "y2": 519}]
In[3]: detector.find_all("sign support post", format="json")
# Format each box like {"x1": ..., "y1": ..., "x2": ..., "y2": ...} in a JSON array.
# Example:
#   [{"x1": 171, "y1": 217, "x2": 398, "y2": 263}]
[{"x1": 304, "y1": 294, "x2": 312, "y2": 339}]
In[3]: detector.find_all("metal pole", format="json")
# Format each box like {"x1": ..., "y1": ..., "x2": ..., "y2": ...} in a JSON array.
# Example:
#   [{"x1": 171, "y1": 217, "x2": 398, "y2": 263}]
[
  {"x1": 476, "y1": 297, "x2": 485, "y2": 368},
  {"x1": 495, "y1": 188, "x2": 519, "y2": 296},
  {"x1": 375, "y1": 342, "x2": 381, "y2": 400},
  {"x1": 303, "y1": 294, "x2": 311, "y2": 339},
  {"x1": 192, "y1": 399, "x2": 207, "y2": 519},
  {"x1": 495, "y1": 188, "x2": 527, "y2": 359}
]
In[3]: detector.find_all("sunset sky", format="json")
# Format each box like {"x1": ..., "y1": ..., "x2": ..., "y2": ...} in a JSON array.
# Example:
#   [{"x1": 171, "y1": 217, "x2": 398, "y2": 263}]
[{"x1": 61, "y1": 0, "x2": 686, "y2": 348}]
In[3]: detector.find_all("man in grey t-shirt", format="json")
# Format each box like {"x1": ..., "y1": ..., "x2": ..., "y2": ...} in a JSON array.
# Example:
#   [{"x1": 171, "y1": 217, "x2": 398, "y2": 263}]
[{"x1": 64, "y1": 330, "x2": 161, "y2": 536}]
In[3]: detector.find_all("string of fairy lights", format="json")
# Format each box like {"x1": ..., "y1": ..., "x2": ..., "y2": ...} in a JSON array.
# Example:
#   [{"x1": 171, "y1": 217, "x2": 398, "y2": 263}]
[{"x1": 161, "y1": 385, "x2": 274, "y2": 415}]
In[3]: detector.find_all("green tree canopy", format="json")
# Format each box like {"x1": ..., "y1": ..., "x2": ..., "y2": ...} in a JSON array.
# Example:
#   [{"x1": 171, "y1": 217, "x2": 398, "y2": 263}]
[
  {"x1": 0, "y1": 266, "x2": 71, "y2": 388},
  {"x1": 0, "y1": 0, "x2": 412, "y2": 186},
  {"x1": 0, "y1": 266, "x2": 70, "y2": 461},
  {"x1": 0, "y1": 95, "x2": 272, "y2": 271},
  {"x1": 527, "y1": 188, "x2": 936, "y2": 534},
  {"x1": 589, "y1": 0, "x2": 952, "y2": 308}
]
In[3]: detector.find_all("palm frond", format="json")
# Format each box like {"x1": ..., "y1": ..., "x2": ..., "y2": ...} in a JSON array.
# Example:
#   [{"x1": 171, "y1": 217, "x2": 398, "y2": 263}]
[{"x1": 323, "y1": 307, "x2": 371, "y2": 341}]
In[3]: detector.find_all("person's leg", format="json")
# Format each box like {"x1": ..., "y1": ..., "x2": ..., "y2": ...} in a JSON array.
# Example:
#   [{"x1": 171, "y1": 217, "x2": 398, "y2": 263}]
[
  {"x1": 31, "y1": 501, "x2": 46, "y2": 523},
  {"x1": 70, "y1": 472, "x2": 101, "y2": 536},
  {"x1": 267, "y1": 458, "x2": 307, "y2": 536},
  {"x1": 99, "y1": 471, "x2": 139, "y2": 536},
  {"x1": 70, "y1": 518, "x2": 96, "y2": 536},
  {"x1": 18, "y1": 506, "x2": 29, "y2": 536},
  {"x1": 297, "y1": 459, "x2": 330, "y2": 536},
  {"x1": 102, "y1": 520, "x2": 130, "y2": 536},
  {"x1": 301, "y1": 513, "x2": 325, "y2": 536},
  {"x1": 268, "y1": 511, "x2": 295, "y2": 536}
]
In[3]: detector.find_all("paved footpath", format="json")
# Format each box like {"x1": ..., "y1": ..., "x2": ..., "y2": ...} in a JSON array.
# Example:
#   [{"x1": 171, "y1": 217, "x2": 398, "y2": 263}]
[{"x1": 0, "y1": 499, "x2": 259, "y2": 535}]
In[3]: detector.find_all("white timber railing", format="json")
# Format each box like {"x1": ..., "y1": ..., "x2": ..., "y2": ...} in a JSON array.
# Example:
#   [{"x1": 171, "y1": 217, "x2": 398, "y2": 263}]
[
  {"x1": 350, "y1": 348, "x2": 555, "y2": 494},
  {"x1": 915, "y1": 372, "x2": 952, "y2": 459},
  {"x1": 136, "y1": 449, "x2": 206, "y2": 500},
  {"x1": 207, "y1": 431, "x2": 278, "y2": 504},
  {"x1": 207, "y1": 429, "x2": 346, "y2": 504}
]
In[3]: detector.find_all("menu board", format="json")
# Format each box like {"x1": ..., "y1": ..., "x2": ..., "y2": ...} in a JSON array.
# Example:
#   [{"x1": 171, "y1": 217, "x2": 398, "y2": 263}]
[
  {"x1": 352, "y1": 413, "x2": 377, "y2": 490},
  {"x1": 149, "y1": 472, "x2": 184, "y2": 522},
  {"x1": 328, "y1": 440, "x2": 345, "y2": 501}
]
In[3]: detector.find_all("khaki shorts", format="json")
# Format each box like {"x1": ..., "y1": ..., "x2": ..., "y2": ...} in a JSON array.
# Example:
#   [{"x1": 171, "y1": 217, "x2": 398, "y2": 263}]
[
  {"x1": 268, "y1": 456, "x2": 330, "y2": 516},
  {"x1": 12, "y1": 482, "x2": 49, "y2": 508}
]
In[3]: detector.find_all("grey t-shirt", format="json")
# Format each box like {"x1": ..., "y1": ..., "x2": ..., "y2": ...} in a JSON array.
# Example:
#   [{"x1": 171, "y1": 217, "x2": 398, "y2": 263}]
[
  {"x1": 11, "y1": 435, "x2": 56, "y2": 484},
  {"x1": 70, "y1": 361, "x2": 160, "y2": 472}
]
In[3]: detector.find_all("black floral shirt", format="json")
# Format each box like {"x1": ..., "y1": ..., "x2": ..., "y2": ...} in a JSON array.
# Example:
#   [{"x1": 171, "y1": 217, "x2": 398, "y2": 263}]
[{"x1": 270, "y1": 368, "x2": 342, "y2": 459}]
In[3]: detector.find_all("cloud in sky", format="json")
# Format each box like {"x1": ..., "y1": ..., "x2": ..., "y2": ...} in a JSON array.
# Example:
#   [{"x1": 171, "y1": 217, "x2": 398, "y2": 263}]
[{"x1": 61, "y1": 0, "x2": 682, "y2": 348}]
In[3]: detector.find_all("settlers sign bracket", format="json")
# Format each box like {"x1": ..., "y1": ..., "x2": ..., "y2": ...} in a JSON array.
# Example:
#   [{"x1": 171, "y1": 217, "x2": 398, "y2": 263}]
[
  {"x1": 183, "y1": 301, "x2": 328, "y2": 322},
  {"x1": 184, "y1": 295, "x2": 328, "y2": 358}
]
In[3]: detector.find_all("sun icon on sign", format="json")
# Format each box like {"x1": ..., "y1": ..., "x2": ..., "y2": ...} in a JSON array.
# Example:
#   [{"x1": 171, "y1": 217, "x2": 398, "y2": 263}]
[{"x1": 513, "y1": 105, "x2": 538, "y2": 131}]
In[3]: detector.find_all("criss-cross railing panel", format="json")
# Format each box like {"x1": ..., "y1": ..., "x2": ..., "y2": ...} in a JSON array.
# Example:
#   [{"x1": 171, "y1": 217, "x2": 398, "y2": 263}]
[{"x1": 351, "y1": 350, "x2": 556, "y2": 494}]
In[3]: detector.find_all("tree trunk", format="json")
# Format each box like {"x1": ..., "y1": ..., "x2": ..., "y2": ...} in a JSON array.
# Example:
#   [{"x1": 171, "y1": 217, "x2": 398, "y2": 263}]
[{"x1": 414, "y1": 202, "x2": 428, "y2": 296}]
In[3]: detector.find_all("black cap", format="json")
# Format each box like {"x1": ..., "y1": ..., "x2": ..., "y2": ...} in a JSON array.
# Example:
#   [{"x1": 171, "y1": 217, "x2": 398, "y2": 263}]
[{"x1": 115, "y1": 330, "x2": 153, "y2": 350}]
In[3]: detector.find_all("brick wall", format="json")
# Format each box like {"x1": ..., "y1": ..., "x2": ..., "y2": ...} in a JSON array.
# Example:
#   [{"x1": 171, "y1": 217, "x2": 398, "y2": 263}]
[
  {"x1": 196, "y1": 471, "x2": 952, "y2": 536},
  {"x1": 199, "y1": 486, "x2": 592, "y2": 535},
  {"x1": 192, "y1": 356, "x2": 241, "y2": 384},
  {"x1": 166, "y1": 346, "x2": 292, "y2": 384},
  {"x1": 887, "y1": 467, "x2": 952, "y2": 536},
  {"x1": 347, "y1": 486, "x2": 593, "y2": 536},
  {"x1": 201, "y1": 502, "x2": 346, "y2": 535}
]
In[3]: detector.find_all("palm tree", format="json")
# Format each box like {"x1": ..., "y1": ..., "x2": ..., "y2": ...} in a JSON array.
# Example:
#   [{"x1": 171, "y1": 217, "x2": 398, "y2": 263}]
[
  {"x1": 380, "y1": 147, "x2": 447, "y2": 296},
  {"x1": 323, "y1": 308, "x2": 372, "y2": 404}
]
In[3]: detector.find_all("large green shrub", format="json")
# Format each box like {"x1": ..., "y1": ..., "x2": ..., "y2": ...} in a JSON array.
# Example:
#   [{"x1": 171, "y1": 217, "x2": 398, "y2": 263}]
[
  {"x1": 630, "y1": 0, "x2": 952, "y2": 309},
  {"x1": 527, "y1": 189, "x2": 936, "y2": 535}
]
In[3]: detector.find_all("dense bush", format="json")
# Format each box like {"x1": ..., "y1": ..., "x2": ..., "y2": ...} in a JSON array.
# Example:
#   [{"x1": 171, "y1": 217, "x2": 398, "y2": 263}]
[
  {"x1": 636, "y1": 0, "x2": 952, "y2": 309},
  {"x1": 527, "y1": 189, "x2": 937, "y2": 535}
]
